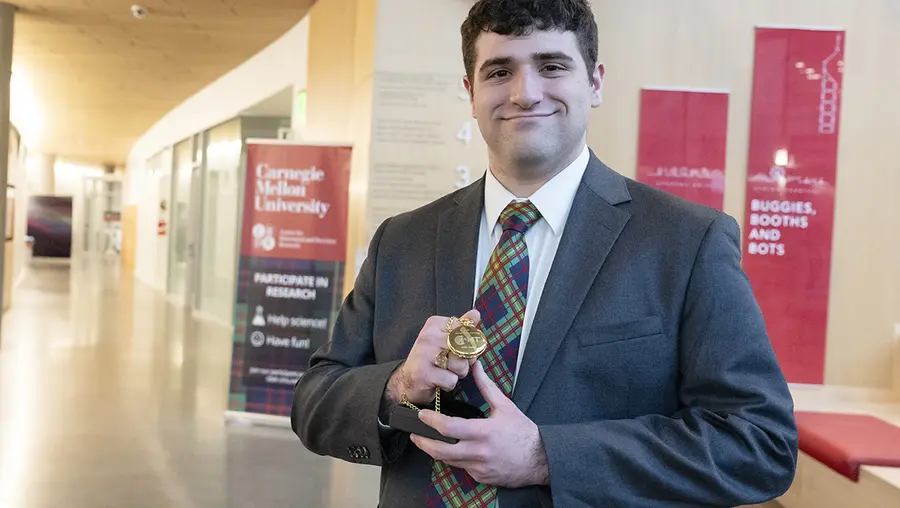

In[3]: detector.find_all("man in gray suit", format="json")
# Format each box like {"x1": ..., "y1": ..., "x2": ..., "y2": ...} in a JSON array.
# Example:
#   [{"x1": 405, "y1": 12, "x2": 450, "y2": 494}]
[{"x1": 292, "y1": 0, "x2": 798, "y2": 506}]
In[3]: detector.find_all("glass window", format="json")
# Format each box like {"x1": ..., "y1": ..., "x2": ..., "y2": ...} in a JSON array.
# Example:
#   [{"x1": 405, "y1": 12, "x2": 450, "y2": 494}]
[{"x1": 198, "y1": 118, "x2": 242, "y2": 322}]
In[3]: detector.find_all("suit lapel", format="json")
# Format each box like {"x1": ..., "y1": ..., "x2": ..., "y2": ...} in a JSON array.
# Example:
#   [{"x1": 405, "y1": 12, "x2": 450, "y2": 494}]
[
  {"x1": 435, "y1": 179, "x2": 484, "y2": 317},
  {"x1": 512, "y1": 154, "x2": 633, "y2": 413}
]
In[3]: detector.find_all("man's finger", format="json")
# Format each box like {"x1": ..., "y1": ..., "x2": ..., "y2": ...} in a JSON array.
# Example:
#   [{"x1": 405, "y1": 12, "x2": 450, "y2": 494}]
[
  {"x1": 473, "y1": 360, "x2": 509, "y2": 411},
  {"x1": 419, "y1": 409, "x2": 483, "y2": 441},
  {"x1": 462, "y1": 308, "x2": 482, "y2": 326},
  {"x1": 446, "y1": 354, "x2": 470, "y2": 379},
  {"x1": 409, "y1": 434, "x2": 458, "y2": 461},
  {"x1": 425, "y1": 315, "x2": 450, "y2": 334},
  {"x1": 431, "y1": 368, "x2": 459, "y2": 392},
  {"x1": 409, "y1": 434, "x2": 482, "y2": 465}
]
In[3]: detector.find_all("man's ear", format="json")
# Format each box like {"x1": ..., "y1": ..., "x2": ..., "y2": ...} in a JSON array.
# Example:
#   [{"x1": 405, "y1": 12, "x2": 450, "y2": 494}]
[
  {"x1": 463, "y1": 75, "x2": 476, "y2": 117},
  {"x1": 590, "y1": 62, "x2": 605, "y2": 108}
]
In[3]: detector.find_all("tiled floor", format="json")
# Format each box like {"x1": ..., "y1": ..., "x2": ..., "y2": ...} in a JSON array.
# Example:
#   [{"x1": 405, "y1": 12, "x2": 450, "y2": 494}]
[{"x1": 0, "y1": 258, "x2": 380, "y2": 508}]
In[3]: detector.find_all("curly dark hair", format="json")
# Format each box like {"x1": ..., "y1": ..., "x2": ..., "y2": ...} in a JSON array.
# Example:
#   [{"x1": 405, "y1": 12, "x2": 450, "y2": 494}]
[{"x1": 461, "y1": 0, "x2": 598, "y2": 84}]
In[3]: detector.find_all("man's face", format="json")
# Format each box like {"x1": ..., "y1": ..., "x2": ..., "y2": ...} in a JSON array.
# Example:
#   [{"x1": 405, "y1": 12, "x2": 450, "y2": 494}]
[{"x1": 464, "y1": 29, "x2": 604, "y2": 170}]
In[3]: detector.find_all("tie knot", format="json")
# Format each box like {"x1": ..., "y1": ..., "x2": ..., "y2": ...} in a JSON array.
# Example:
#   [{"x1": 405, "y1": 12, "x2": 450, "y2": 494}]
[{"x1": 498, "y1": 201, "x2": 542, "y2": 234}]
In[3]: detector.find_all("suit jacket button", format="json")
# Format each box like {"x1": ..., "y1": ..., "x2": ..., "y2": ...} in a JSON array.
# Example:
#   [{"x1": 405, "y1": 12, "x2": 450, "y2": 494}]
[{"x1": 361, "y1": 446, "x2": 370, "y2": 459}]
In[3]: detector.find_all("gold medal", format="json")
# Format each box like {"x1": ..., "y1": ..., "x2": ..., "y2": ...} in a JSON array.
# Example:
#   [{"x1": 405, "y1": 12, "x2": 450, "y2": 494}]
[
  {"x1": 423, "y1": 316, "x2": 488, "y2": 415},
  {"x1": 447, "y1": 323, "x2": 488, "y2": 359}
]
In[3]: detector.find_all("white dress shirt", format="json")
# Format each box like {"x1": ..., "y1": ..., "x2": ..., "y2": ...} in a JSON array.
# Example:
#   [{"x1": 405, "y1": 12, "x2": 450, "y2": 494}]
[{"x1": 475, "y1": 145, "x2": 590, "y2": 390}]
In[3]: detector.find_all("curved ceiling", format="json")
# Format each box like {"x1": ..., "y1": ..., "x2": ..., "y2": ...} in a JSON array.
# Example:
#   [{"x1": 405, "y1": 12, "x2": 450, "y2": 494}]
[{"x1": 10, "y1": 0, "x2": 314, "y2": 165}]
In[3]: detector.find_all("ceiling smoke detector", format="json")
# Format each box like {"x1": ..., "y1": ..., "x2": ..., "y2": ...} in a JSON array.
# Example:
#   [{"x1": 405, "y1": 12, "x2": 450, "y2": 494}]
[{"x1": 131, "y1": 4, "x2": 148, "y2": 19}]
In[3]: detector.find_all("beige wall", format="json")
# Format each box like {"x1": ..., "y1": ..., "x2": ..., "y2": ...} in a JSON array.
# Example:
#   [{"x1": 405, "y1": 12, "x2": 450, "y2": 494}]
[
  {"x1": 305, "y1": 0, "x2": 378, "y2": 296},
  {"x1": 366, "y1": 0, "x2": 488, "y2": 241},
  {"x1": 586, "y1": 1, "x2": 900, "y2": 389}
]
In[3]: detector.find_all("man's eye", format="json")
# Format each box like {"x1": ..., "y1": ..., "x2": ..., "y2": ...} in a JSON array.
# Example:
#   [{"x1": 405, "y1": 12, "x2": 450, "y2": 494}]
[
  {"x1": 543, "y1": 64, "x2": 565, "y2": 73},
  {"x1": 489, "y1": 70, "x2": 510, "y2": 79}
]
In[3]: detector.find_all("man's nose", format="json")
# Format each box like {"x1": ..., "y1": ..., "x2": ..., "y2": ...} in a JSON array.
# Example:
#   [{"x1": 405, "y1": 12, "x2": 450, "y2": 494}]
[{"x1": 510, "y1": 70, "x2": 543, "y2": 109}]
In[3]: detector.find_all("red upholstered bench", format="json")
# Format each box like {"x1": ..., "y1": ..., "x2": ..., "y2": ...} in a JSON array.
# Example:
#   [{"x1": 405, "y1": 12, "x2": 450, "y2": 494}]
[{"x1": 795, "y1": 411, "x2": 900, "y2": 481}]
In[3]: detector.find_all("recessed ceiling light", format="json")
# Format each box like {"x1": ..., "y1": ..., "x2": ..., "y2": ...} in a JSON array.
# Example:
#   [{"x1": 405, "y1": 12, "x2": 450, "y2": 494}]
[{"x1": 131, "y1": 4, "x2": 148, "y2": 19}]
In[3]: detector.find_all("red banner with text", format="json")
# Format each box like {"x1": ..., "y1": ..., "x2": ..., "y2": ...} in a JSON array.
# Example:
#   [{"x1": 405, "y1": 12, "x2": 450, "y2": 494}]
[
  {"x1": 743, "y1": 27, "x2": 845, "y2": 384},
  {"x1": 637, "y1": 88, "x2": 729, "y2": 210},
  {"x1": 241, "y1": 142, "x2": 351, "y2": 262}
]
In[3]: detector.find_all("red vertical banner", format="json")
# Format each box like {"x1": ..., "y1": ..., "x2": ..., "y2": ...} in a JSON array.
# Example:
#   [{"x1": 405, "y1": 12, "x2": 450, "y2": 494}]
[
  {"x1": 743, "y1": 27, "x2": 845, "y2": 384},
  {"x1": 637, "y1": 88, "x2": 729, "y2": 210},
  {"x1": 229, "y1": 141, "x2": 352, "y2": 419}
]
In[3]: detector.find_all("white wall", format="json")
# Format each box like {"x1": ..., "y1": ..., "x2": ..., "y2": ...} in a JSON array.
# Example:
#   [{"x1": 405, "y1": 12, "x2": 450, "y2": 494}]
[
  {"x1": 134, "y1": 154, "x2": 161, "y2": 289},
  {"x1": 131, "y1": 146, "x2": 176, "y2": 292},
  {"x1": 125, "y1": 16, "x2": 309, "y2": 288},
  {"x1": 53, "y1": 161, "x2": 103, "y2": 197},
  {"x1": 26, "y1": 153, "x2": 55, "y2": 195}
]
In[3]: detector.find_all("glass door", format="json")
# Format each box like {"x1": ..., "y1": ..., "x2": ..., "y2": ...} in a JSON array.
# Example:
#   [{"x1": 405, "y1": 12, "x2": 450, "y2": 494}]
[
  {"x1": 167, "y1": 139, "x2": 193, "y2": 301},
  {"x1": 82, "y1": 176, "x2": 123, "y2": 256}
]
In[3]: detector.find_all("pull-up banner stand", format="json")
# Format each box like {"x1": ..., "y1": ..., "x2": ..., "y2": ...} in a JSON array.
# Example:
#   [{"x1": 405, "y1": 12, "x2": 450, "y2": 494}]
[
  {"x1": 742, "y1": 26, "x2": 845, "y2": 385},
  {"x1": 226, "y1": 140, "x2": 352, "y2": 426}
]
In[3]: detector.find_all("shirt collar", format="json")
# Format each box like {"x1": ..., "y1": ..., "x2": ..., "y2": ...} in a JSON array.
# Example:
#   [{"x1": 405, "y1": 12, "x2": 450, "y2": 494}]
[{"x1": 484, "y1": 145, "x2": 589, "y2": 236}]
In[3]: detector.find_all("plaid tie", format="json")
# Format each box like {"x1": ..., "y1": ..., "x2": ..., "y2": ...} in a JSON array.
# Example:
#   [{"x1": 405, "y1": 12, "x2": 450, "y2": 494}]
[{"x1": 425, "y1": 200, "x2": 542, "y2": 507}]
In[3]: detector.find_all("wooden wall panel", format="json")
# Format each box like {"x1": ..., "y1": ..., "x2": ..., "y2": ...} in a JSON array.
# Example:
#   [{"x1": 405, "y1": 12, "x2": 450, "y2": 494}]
[{"x1": 120, "y1": 204, "x2": 138, "y2": 274}]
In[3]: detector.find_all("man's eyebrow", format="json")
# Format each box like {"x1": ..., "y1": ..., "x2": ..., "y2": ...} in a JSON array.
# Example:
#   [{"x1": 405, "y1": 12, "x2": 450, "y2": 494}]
[{"x1": 533, "y1": 51, "x2": 575, "y2": 62}]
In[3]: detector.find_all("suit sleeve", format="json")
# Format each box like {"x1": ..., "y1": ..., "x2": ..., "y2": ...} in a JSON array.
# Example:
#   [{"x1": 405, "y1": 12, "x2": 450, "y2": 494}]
[
  {"x1": 291, "y1": 217, "x2": 408, "y2": 466},
  {"x1": 537, "y1": 213, "x2": 799, "y2": 507}
]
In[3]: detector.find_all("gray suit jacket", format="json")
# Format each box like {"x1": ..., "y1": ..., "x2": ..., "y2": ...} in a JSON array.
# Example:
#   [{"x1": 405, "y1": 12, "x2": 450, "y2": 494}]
[{"x1": 292, "y1": 152, "x2": 798, "y2": 507}]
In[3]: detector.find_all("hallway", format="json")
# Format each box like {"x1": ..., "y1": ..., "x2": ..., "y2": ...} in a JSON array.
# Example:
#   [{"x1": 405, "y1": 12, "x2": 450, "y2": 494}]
[{"x1": 0, "y1": 259, "x2": 379, "y2": 508}]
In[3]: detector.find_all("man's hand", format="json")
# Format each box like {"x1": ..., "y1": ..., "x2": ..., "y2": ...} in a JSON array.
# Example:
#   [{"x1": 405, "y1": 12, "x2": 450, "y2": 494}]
[
  {"x1": 383, "y1": 309, "x2": 481, "y2": 407},
  {"x1": 409, "y1": 360, "x2": 550, "y2": 488}
]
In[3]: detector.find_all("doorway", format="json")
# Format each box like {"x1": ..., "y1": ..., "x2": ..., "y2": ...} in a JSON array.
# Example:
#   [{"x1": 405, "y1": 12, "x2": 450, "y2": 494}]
[{"x1": 82, "y1": 175, "x2": 123, "y2": 257}]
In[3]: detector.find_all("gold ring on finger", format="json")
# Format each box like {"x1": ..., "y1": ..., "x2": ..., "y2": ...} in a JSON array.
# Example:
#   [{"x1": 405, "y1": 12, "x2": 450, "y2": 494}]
[{"x1": 434, "y1": 349, "x2": 450, "y2": 369}]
